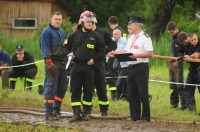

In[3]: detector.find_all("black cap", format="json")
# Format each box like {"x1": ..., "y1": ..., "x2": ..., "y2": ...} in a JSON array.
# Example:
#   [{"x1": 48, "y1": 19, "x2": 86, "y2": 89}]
[
  {"x1": 129, "y1": 16, "x2": 144, "y2": 24},
  {"x1": 16, "y1": 45, "x2": 24, "y2": 50}
]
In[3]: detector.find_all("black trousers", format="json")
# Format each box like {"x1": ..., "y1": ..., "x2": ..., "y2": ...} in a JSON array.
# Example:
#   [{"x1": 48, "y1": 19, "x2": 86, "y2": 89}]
[
  {"x1": 70, "y1": 63, "x2": 94, "y2": 110},
  {"x1": 128, "y1": 63, "x2": 150, "y2": 121},
  {"x1": 94, "y1": 62, "x2": 109, "y2": 112}
]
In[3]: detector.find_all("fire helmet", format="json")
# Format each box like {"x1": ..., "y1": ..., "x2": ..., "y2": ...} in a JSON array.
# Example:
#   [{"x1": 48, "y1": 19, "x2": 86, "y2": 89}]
[{"x1": 78, "y1": 10, "x2": 97, "y2": 25}]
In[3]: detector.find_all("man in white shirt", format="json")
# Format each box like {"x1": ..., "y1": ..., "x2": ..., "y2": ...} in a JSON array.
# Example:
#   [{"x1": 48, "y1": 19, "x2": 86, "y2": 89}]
[{"x1": 109, "y1": 16, "x2": 153, "y2": 122}]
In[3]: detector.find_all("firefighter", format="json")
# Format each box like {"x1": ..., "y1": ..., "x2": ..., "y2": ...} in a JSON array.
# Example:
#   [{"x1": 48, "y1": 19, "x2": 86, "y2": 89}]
[
  {"x1": 9, "y1": 44, "x2": 37, "y2": 90},
  {"x1": 64, "y1": 10, "x2": 105, "y2": 122},
  {"x1": 90, "y1": 12, "x2": 117, "y2": 116},
  {"x1": 39, "y1": 11, "x2": 68, "y2": 120}
]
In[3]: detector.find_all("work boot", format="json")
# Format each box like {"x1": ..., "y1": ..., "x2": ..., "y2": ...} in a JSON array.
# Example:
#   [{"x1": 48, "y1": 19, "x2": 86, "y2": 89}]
[
  {"x1": 46, "y1": 112, "x2": 59, "y2": 121},
  {"x1": 53, "y1": 109, "x2": 61, "y2": 118},
  {"x1": 82, "y1": 109, "x2": 90, "y2": 121},
  {"x1": 9, "y1": 81, "x2": 16, "y2": 90},
  {"x1": 26, "y1": 81, "x2": 32, "y2": 91},
  {"x1": 111, "y1": 91, "x2": 117, "y2": 100},
  {"x1": 69, "y1": 107, "x2": 82, "y2": 122},
  {"x1": 100, "y1": 111, "x2": 108, "y2": 116}
]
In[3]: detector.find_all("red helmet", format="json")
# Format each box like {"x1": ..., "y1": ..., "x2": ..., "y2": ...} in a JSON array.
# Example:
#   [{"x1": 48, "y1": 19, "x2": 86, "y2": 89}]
[{"x1": 78, "y1": 10, "x2": 97, "y2": 24}]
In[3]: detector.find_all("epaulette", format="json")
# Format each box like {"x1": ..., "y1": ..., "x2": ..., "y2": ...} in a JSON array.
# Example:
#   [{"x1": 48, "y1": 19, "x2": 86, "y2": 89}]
[{"x1": 143, "y1": 32, "x2": 150, "y2": 38}]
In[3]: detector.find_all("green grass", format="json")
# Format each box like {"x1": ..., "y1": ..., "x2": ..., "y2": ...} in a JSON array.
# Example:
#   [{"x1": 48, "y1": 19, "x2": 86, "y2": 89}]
[{"x1": 1, "y1": 62, "x2": 200, "y2": 122}]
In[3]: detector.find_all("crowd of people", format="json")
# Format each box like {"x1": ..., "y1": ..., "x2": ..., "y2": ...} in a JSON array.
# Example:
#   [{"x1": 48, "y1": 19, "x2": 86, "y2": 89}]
[
  {"x1": 0, "y1": 44, "x2": 37, "y2": 90},
  {"x1": 1, "y1": 10, "x2": 200, "y2": 123},
  {"x1": 167, "y1": 22, "x2": 200, "y2": 111}
]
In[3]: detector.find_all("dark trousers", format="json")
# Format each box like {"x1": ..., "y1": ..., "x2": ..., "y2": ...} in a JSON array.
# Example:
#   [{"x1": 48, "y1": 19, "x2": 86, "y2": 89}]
[
  {"x1": 106, "y1": 57, "x2": 117, "y2": 89},
  {"x1": 169, "y1": 61, "x2": 186, "y2": 108},
  {"x1": 116, "y1": 67, "x2": 128, "y2": 100},
  {"x1": 94, "y1": 63, "x2": 109, "y2": 112},
  {"x1": 70, "y1": 63, "x2": 94, "y2": 111},
  {"x1": 128, "y1": 63, "x2": 150, "y2": 121},
  {"x1": 185, "y1": 69, "x2": 199, "y2": 110}
]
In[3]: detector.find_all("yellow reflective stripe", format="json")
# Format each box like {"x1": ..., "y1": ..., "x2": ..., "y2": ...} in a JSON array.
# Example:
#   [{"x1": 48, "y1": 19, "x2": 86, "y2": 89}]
[
  {"x1": 9, "y1": 78, "x2": 17, "y2": 82},
  {"x1": 26, "y1": 78, "x2": 34, "y2": 82},
  {"x1": 82, "y1": 100, "x2": 92, "y2": 106},
  {"x1": 106, "y1": 84, "x2": 109, "y2": 91},
  {"x1": 98, "y1": 100, "x2": 109, "y2": 105},
  {"x1": 109, "y1": 87, "x2": 117, "y2": 91},
  {"x1": 87, "y1": 44, "x2": 94, "y2": 49},
  {"x1": 71, "y1": 102, "x2": 81, "y2": 106}
]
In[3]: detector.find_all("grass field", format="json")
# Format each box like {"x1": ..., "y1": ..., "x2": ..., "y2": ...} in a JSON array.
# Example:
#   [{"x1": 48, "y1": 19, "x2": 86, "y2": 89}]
[{"x1": 1, "y1": 60, "x2": 200, "y2": 123}]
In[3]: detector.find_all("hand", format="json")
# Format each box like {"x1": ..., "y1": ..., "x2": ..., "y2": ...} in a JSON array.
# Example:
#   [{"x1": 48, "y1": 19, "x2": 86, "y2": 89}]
[
  {"x1": 107, "y1": 51, "x2": 115, "y2": 57},
  {"x1": 176, "y1": 56, "x2": 184, "y2": 63},
  {"x1": 17, "y1": 54, "x2": 24, "y2": 61},
  {"x1": 87, "y1": 59, "x2": 94, "y2": 65},
  {"x1": 45, "y1": 59, "x2": 56, "y2": 76}
]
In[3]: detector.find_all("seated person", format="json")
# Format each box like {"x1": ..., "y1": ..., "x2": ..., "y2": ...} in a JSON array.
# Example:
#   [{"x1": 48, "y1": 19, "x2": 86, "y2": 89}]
[
  {"x1": 0, "y1": 44, "x2": 11, "y2": 89},
  {"x1": 9, "y1": 44, "x2": 37, "y2": 90}
]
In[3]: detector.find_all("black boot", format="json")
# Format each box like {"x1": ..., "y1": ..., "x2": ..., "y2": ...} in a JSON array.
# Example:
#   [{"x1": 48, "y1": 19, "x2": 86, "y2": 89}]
[
  {"x1": 26, "y1": 81, "x2": 32, "y2": 91},
  {"x1": 53, "y1": 109, "x2": 61, "y2": 118},
  {"x1": 82, "y1": 108, "x2": 90, "y2": 121},
  {"x1": 10, "y1": 81, "x2": 16, "y2": 90},
  {"x1": 111, "y1": 90, "x2": 117, "y2": 100},
  {"x1": 69, "y1": 106, "x2": 82, "y2": 122},
  {"x1": 46, "y1": 112, "x2": 59, "y2": 121}
]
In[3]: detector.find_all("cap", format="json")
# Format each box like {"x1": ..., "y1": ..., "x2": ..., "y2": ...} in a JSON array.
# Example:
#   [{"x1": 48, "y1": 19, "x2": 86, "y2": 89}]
[
  {"x1": 16, "y1": 45, "x2": 24, "y2": 50},
  {"x1": 129, "y1": 16, "x2": 144, "y2": 24}
]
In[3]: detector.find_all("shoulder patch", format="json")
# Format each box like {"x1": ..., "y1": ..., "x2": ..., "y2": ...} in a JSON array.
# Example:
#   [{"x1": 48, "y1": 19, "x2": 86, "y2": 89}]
[
  {"x1": 143, "y1": 32, "x2": 150, "y2": 38},
  {"x1": 63, "y1": 39, "x2": 68, "y2": 45}
]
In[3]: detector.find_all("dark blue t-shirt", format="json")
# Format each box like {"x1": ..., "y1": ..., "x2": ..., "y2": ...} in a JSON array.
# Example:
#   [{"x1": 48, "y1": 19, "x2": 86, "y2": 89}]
[{"x1": 0, "y1": 50, "x2": 11, "y2": 65}]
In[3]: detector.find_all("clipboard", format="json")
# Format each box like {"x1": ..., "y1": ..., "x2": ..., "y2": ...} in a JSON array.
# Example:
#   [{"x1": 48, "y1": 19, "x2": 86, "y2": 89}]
[{"x1": 115, "y1": 53, "x2": 136, "y2": 62}]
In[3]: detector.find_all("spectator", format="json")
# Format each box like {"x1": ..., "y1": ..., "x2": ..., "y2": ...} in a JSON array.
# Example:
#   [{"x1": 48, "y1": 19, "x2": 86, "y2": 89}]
[
  {"x1": 9, "y1": 44, "x2": 37, "y2": 90},
  {"x1": 40, "y1": 11, "x2": 68, "y2": 120},
  {"x1": 166, "y1": 22, "x2": 186, "y2": 110},
  {"x1": 112, "y1": 29, "x2": 128, "y2": 100},
  {"x1": 108, "y1": 16, "x2": 127, "y2": 38},
  {"x1": 0, "y1": 44, "x2": 11, "y2": 89}
]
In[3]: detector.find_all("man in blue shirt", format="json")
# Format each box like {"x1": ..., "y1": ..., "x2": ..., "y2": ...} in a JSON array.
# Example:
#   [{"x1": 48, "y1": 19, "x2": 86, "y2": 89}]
[
  {"x1": 112, "y1": 29, "x2": 128, "y2": 100},
  {"x1": 0, "y1": 44, "x2": 11, "y2": 89}
]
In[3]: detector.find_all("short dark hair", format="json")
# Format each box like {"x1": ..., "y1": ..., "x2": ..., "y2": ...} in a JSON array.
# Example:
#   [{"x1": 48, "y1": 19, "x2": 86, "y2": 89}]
[
  {"x1": 108, "y1": 16, "x2": 118, "y2": 24},
  {"x1": 166, "y1": 22, "x2": 177, "y2": 31},
  {"x1": 177, "y1": 32, "x2": 188, "y2": 43},
  {"x1": 52, "y1": 11, "x2": 62, "y2": 17}
]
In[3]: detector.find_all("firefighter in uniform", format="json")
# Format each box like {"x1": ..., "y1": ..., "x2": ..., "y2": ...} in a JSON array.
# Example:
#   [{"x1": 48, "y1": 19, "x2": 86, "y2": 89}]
[
  {"x1": 40, "y1": 11, "x2": 68, "y2": 120},
  {"x1": 64, "y1": 11, "x2": 105, "y2": 122},
  {"x1": 166, "y1": 22, "x2": 186, "y2": 110},
  {"x1": 109, "y1": 16, "x2": 153, "y2": 122},
  {"x1": 91, "y1": 12, "x2": 117, "y2": 116},
  {"x1": 177, "y1": 32, "x2": 200, "y2": 111},
  {"x1": 9, "y1": 45, "x2": 37, "y2": 90}
]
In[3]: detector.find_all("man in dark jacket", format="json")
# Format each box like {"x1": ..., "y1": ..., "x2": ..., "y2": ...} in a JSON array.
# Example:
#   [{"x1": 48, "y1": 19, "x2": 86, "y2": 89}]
[
  {"x1": 166, "y1": 22, "x2": 186, "y2": 110},
  {"x1": 9, "y1": 44, "x2": 37, "y2": 90},
  {"x1": 64, "y1": 10, "x2": 105, "y2": 122}
]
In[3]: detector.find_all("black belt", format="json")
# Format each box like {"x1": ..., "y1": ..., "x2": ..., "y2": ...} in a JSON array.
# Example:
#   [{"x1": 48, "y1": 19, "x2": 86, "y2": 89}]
[{"x1": 128, "y1": 63, "x2": 147, "y2": 68}]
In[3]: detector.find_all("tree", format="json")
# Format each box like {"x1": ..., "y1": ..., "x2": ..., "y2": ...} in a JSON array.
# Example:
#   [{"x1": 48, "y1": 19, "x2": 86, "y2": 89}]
[{"x1": 149, "y1": 0, "x2": 176, "y2": 40}]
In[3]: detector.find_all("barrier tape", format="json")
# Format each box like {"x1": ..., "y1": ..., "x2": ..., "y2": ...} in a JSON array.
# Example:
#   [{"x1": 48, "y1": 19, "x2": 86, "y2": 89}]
[
  {"x1": 0, "y1": 60, "x2": 44, "y2": 68},
  {"x1": 1, "y1": 59, "x2": 199, "y2": 88}
]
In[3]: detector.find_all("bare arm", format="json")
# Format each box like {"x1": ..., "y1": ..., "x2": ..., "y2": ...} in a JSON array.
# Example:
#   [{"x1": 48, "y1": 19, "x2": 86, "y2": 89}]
[{"x1": 129, "y1": 51, "x2": 153, "y2": 59}]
